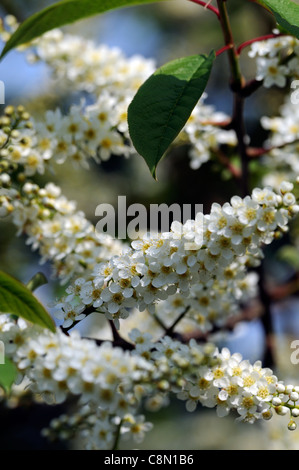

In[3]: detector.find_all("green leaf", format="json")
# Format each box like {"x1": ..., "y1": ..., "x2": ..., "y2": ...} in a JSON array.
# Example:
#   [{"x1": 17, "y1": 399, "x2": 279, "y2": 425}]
[
  {"x1": 0, "y1": 0, "x2": 171, "y2": 59},
  {"x1": 127, "y1": 51, "x2": 215, "y2": 179},
  {"x1": 0, "y1": 271, "x2": 55, "y2": 332},
  {"x1": 0, "y1": 358, "x2": 18, "y2": 394},
  {"x1": 262, "y1": 0, "x2": 299, "y2": 39}
]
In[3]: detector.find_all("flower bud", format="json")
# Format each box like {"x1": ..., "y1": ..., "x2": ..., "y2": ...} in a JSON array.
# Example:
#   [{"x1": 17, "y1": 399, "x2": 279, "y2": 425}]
[
  {"x1": 279, "y1": 181, "x2": 294, "y2": 194},
  {"x1": 276, "y1": 383, "x2": 286, "y2": 393},
  {"x1": 275, "y1": 405, "x2": 289, "y2": 416},
  {"x1": 262, "y1": 410, "x2": 273, "y2": 421},
  {"x1": 290, "y1": 391, "x2": 299, "y2": 402},
  {"x1": 288, "y1": 420, "x2": 297, "y2": 431},
  {"x1": 272, "y1": 396, "x2": 282, "y2": 406}
]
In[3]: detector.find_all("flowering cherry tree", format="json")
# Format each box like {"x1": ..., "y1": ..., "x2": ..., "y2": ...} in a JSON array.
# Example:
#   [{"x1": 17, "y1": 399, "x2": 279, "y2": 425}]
[{"x1": 2, "y1": 0, "x2": 299, "y2": 450}]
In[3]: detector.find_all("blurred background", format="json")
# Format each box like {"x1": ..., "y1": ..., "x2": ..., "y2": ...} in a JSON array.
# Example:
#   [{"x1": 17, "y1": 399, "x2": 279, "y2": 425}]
[{"x1": 1, "y1": 0, "x2": 299, "y2": 450}]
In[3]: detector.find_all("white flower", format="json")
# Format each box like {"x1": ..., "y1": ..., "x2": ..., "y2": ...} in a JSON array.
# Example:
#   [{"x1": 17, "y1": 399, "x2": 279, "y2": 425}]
[
  {"x1": 55, "y1": 302, "x2": 86, "y2": 328},
  {"x1": 256, "y1": 58, "x2": 288, "y2": 88},
  {"x1": 101, "y1": 283, "x2": 135, "y2": 314},
  {"x1": 88, "y1": 419, "x2": 115, "y2": 449},
  {"x1": 122, "y1": 414, "x2": 153, "y2": 444}
]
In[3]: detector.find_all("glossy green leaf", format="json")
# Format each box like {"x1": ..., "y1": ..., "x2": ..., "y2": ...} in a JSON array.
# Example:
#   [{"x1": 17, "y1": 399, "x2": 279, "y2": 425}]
[
  {"x1": 263, "y1": 0, "x2": 299, "y2": 38},
  {"x1": 128, "y1": 51, "x2": 215, "y2": 179},
  {"x1": 0, "y1": 358, "x2": 18, "y2": 394},
  {"x1": 1, "y1": 0, "x2": 171, "y2": 59},
  {"x1": 0, "y1": 271, "x2": 55, "y2": 332}
]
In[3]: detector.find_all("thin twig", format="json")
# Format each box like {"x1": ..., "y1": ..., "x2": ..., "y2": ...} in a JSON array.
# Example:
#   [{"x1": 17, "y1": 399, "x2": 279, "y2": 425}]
[
  {"x1": 237, "y1": 33, "x2": 287, "y2": 56},
  {"x1": 60, "y1": 306, "x2": 96, "y2": 336},
  {"x1": 247, "y1": 138, "x2": 299, "y2": 158},
  {"x1": 165, "y1": 307, "x2": 190, "y2": 336},
  {"x1": 188, "y1": 0, "x2": 220, "y2": 18},
  {"x1": 216, "y1": 44, "x2": 234, "y2": 57}
]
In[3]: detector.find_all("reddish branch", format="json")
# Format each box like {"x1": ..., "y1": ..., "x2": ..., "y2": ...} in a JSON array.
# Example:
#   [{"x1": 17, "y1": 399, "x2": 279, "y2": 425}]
[
  {"x1": 247, "y1": 137, "x2": 299, "y2": 159},
  {"x1": 237, "y1": 33, "x2": 287, "y2": 56},
  {"x1": 188, "y1": 0, "x2": 220, "y2": 18},
  {"x1": 216, "y1": 44, "x2": 234, "y2": 57}
]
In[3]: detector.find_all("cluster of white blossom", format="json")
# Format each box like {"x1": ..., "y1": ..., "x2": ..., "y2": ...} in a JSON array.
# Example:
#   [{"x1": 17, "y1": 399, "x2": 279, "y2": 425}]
[
  {"x1": 0, "y1": 17, "x2": 238, "y2": 172},
  {"x1": 1, "y1": 18, "x2": 155, "y2": 166},
  {"x1": 141, "y1": 337, "x2": 299, "y2": 428},
  {"x1": 34, "y1": 97, "x2": 138, "y2": 168},
  {"x1": 249, "y1": 32, "x2": 299, "y2": 88},
  {"x1": 0, "y1": 104, "x2": 257, "y2": 331},
  {"x1": 2, "y1": 13, "x2": 299, "y2": 451},
  {"x1": 55, "y1": 181, "x2": 299, "y2": 331},
  {"x1": 1, "y1": 313, "x2": 299, "y2": 449},
  {"x1": 0, "y1": 106, "x2": 123, "y2": 283},
  {"x1": 259, "y1": 96, "x2": 299, "y2": 189},
  {"x1": 243, "y1": 32, "x2": 299, "y2": 190},
  {"x1": 0, "y1": 97, "x2": 137, "y2": 174},
  {"x1": 0, "y1": 314, "x2": 215, "y2": 449},
  {"x1": 32, "y1": 28, "x2": 237, "y2": 172},
  {"x1": 0, "y1": 16, "x2": 155, "y2": 100},
  {"x1": 0, "y1": 314, "x2": 155, "y2": 449}
]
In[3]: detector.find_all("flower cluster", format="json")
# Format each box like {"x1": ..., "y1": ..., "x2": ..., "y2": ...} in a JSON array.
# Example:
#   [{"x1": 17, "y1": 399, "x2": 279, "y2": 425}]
[
  {"x1": 0, "y1": 17, "x2": 238, "y2": 173},
  {"x1": 30, "y1": 27, "x2": 238, "y2": 171},
  {"x1": 0, "y1": 107, "x2": 123, "y2": 283},
  {"x1": 0, "y1": 97, "x2": 137, "y2": 175},
  {"x1": 259, "y1": 96, "x2": 299, "y2": 190},
  {"x1": 131, "y1": 332, "x2": 299, "y2": 430},
  {"x1": 0, "y1": 315, "x2": 215, "y2": 449},
  {"x1": 2, "y1": 314, "x2": 299, "y2": 450},
  {"x1": 2, "y1": 12, "x2": 299, "y2": 452},
  {"x1": 0, "y1": 315, "x2": 154, "y2": 449},
  {"x1": 249, "y1": 33, "x2": 299, "y2": 88},
  {"x1": 56, "y1": 181, "x2": 299, "y2": 331},
  {"x1": 1, "y1": 19, "x2": 156, "y2": 166},
  {"x1": 30, "y1": 29, "x2": 155, "y2": 99},
  {"x1": 1, "y1": 180, "x2": 122, "y2": 284}
]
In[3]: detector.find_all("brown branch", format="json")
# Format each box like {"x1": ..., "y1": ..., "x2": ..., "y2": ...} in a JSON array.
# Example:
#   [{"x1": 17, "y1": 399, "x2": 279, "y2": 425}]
[{"x1": 60, "y1": 306, "x2": 100, "y2": 336}]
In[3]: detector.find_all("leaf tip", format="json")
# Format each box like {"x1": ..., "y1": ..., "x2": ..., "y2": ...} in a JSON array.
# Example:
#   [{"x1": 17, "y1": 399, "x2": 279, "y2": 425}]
[{"x1": 151, "y1": 168, "x2": 158, "y2": 181}]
